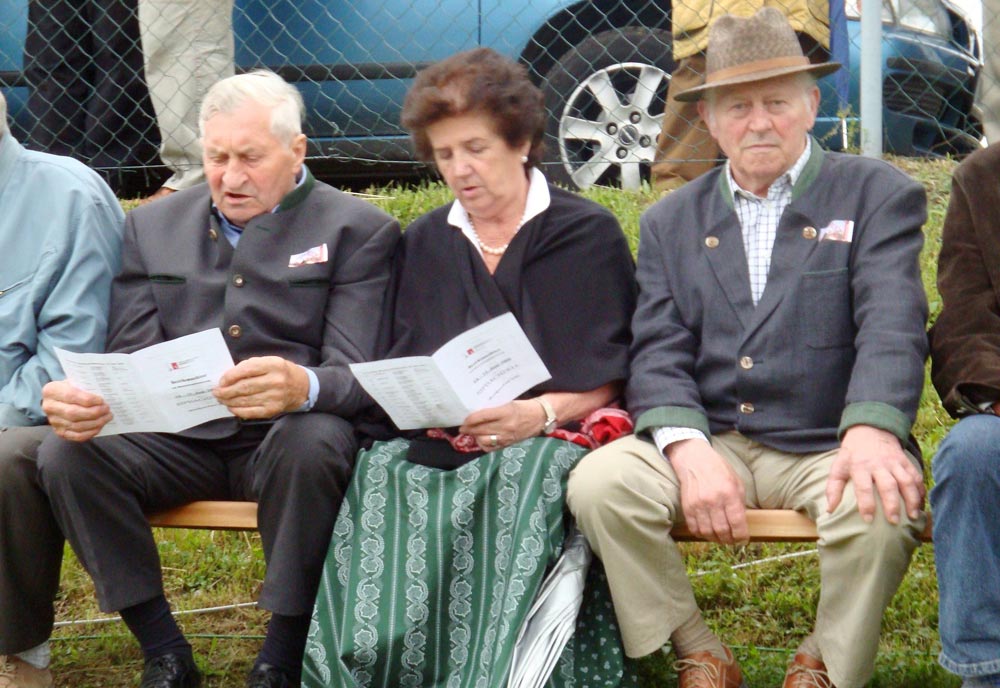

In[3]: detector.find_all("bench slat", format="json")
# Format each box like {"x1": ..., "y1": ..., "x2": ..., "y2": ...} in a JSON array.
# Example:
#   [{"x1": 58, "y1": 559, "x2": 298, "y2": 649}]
[
  {"x1": 673, "y1": 509, "x2": 933, "y2": 542},
  {"x1": 148, "y1": 501, "x2": 258, "y2": 531},
  {"x1": 147, "y1": 502, "x2": 933, "y2": 541}
]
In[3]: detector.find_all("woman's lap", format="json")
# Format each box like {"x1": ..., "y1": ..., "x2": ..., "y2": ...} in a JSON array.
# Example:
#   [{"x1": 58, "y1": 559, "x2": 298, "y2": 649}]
[{"x1": 303, "y1": 436, "x2": 633, "y2": 688}]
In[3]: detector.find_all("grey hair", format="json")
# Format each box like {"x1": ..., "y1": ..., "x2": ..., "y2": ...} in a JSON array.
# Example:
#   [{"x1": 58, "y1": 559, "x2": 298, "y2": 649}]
[
  {"x1": 199, "y1": 70, "x2": 304, "y2": 145},
  {"x1": 0, "y1": 90, "x2": 7, "y2": 137}
]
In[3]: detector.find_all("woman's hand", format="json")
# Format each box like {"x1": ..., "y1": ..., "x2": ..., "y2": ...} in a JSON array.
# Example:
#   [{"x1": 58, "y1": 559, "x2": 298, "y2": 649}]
[{"x1": 460, "y1": 399, "x2": 547, "y2": 452}]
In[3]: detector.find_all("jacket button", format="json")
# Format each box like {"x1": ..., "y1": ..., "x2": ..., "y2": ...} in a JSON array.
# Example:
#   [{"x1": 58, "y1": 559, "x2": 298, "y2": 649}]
[
  {"x1": 739, "y1": 356, "x2": 754, "y2": 369},
  {"x1": 705, "y1": 236, "x2": 719, "y2": 248},
  {"x1": 802, "y1": 226, "x2": 817, "y2": 239},
  {"x1": 739, "y1": 402, "x2": 755, "y2": 414},
  {"x1": 228, "y1": 325, "x2": 242, "y2": 338},
  {"x1": 233, "y1": 274, "x2": 245, "y2": 287}
]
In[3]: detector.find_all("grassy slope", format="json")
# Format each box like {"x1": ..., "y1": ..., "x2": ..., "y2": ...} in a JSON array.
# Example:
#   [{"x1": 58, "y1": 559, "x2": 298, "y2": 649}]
[{"x1": 51, "y1": 158, "x2": 960, "y2": 686}]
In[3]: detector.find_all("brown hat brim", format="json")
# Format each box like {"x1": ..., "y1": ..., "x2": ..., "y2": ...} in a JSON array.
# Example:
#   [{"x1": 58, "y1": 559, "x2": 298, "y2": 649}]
[{"x1": 674, "y1": 60, "x2": 842, "y2": 102}]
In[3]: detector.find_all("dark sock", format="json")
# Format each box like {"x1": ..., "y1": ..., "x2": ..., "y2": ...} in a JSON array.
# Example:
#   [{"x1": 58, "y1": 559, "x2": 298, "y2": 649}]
[
  {"x1": 255, "y1": 612, "x2": 311, "y2": 682},
  {"x1": 119, "y1": 595, "x2": 192, "y2": 662}
]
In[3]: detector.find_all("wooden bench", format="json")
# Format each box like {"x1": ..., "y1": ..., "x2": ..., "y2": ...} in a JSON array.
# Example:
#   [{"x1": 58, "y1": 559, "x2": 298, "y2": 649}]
[
  {"x1": 148, "y1": 501, "x2": 933, "y2": 542},
  {"x1": 148, "y1": 501, "x2": 258, "y2": 531}
]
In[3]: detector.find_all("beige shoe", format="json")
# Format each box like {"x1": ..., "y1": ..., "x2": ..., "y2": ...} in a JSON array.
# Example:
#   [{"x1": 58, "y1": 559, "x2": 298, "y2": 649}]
[
  {"x1": 138, "y1": 186, "x2": 177, "y2": 206},
  {"x1": 0, "y1": 656, "x2": 54, "y2": 688},
  {"x1": 783, "y1": 652, "x2": 835, "y2": 688},
  {"x1": 673, "y1": 645, "x2": 748, "y2": 688}
]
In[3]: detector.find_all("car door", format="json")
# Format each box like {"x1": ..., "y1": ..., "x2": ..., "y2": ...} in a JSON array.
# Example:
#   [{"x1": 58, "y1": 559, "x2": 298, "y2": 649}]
[{"x1": 234, "y1": 0, "x2": 480, "y2": 157}]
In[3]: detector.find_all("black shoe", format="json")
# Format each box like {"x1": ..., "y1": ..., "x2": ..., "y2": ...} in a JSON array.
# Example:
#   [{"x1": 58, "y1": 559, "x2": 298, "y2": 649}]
[
  {"x1": 246, "y1": 663, "x2": 293, "y2": 688},
  {"x1": 139, "y1": 652, "x2": 202, "y2": 688}
]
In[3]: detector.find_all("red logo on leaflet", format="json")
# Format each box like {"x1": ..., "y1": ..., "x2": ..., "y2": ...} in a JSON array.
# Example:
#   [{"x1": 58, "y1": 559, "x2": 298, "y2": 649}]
[
  {"x1": 466, "y1": 348, "x2": 475, "y2": 356},
  {"x1": 171, "y1": 362, "x2": 179, "y2": 370}
]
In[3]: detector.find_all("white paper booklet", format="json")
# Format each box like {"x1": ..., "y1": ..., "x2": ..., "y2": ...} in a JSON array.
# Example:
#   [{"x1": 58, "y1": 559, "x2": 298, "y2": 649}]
[
  {"x1": 349, "y1": 313, "x2": 552, "y2": 430},
  {"x1": 55, "y1": 328, "x2": 236, "y2": 436}
]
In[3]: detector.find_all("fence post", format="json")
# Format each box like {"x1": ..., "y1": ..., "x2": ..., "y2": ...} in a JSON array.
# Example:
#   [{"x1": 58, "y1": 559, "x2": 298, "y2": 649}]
[{"x1": 860, "y1": 0, "x2": 884, "y2": 158}]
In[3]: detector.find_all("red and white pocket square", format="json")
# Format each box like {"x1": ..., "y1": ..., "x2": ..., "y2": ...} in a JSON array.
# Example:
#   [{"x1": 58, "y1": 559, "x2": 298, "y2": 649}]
[
  {"x1": 288, "y1": 243, "x2": 329, "y2": 267},
  {"x1": 818, "y1": 220, "x2": 854, "y2": 243}
]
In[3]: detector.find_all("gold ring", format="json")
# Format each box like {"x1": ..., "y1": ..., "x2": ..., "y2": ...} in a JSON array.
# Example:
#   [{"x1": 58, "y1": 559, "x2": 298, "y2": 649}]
[{"x1": 489, "y1": 434, "x2": 499, "y2": 447}]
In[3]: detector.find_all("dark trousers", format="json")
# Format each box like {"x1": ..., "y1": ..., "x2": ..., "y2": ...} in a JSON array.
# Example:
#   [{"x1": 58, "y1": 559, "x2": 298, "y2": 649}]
[
  {"x1": 23, "y1": 0, "x2": 160, "y2": 190},
  {"x1": 37, "y1": 413, "x2": 356, "y2": 616},
  {"x1": 0, "y1": 426, "x2": 63, "y2": 655}
]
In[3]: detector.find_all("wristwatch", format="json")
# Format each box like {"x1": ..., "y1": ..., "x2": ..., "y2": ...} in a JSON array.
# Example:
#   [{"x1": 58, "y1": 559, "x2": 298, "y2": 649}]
[{"x1": 535, "y1": 397, "x2": 558, "y2": 434}]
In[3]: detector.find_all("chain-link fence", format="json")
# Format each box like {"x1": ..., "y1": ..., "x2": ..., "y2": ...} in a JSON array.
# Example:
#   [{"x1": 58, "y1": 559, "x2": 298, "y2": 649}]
[{"x1": 0, "y1": 0, "x2": 987, "y2": 195}]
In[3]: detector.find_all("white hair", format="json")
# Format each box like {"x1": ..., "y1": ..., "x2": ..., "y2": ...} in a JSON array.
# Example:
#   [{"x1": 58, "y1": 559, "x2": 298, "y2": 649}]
[
  {"x1": 0, "y1": 90, "x2": 7, "y2": 137},
  {"x1": 199, "y1": 70, "x2": 304, "y2": 145}
]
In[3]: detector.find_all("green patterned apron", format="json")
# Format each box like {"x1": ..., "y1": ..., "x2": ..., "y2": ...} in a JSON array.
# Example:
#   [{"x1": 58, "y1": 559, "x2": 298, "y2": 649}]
[{"x1": 303, "y1": 437, "x2": 636, "y2": 688}]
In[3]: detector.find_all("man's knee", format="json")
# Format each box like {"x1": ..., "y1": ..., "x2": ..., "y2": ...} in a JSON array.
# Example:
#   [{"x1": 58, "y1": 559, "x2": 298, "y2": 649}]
[
  {"x1": 36, "y1": 434, "x2": 97, "y2": 496},
  {"x1": 823, "y1": 486, "x2": 924, "y2": 554},
  {"x1": 933, "y1": 415, "x2": 1000, "y2": 487},
  {"x1": 253, "y1": 413, "x2": 357, "y2": 490},
  {"x1": 0, "y1": 425, "x2": 50, "y2": 492},
  {"x1": 568, "y1": 442, "x2": 626, "y2": 521},
  {"x1": 568, "y1": 437, "x2": 668, "y2": 525}
]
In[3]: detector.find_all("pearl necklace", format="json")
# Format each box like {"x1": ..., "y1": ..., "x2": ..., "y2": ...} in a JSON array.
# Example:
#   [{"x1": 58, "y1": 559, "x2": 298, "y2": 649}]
[{"x1": 468, "y1": 213, "x2": 526, "y2": 256}]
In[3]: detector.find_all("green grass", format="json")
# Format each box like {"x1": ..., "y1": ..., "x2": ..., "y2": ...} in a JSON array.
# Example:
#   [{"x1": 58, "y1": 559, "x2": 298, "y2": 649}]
[{"x1": 51, "y1": 157, "x2": 961, "y2": 686}]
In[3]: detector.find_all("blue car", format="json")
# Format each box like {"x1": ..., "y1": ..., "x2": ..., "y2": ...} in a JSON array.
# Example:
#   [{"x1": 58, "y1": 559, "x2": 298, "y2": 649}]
[{"x1": 0, "y1": 0, "x2": 982, "y2": 190}]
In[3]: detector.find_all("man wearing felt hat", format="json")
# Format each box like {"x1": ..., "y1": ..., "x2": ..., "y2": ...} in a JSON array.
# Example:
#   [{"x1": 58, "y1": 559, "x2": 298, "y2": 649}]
[{"x1": 568, "y1": 8, "x2": 929, "y2": 688}]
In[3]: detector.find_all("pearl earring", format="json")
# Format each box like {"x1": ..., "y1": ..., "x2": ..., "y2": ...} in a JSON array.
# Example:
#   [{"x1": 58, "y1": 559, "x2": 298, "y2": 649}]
[{"x1": 521, "y1": 155, "x2": 528, "y2": 164}]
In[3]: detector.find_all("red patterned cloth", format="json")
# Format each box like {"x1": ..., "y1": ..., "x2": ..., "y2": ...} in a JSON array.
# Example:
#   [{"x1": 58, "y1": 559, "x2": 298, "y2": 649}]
[{"x1": 426, "y1": 406, "x2": 633, "y2": 453}]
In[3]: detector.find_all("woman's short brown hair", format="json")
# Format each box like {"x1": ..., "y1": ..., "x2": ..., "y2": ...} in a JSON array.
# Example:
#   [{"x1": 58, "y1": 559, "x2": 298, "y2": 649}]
[{"x1": 401, "y1": 47, "x2": 545, "y2": 168}]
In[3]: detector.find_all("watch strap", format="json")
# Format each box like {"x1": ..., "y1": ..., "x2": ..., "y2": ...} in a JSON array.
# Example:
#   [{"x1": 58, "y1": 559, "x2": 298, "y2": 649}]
[{"x1": 535, "y1": 396, "x2": 558, "y2": 434}]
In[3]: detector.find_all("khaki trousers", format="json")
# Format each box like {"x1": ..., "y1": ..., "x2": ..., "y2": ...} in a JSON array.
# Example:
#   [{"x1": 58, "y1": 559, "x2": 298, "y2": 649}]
[
  {"x1": 567, "y1": 432, "x2": 925, "y2": 688},
  {"x1": 139, "y1": 0, "x2": 234, "y2": 190}
]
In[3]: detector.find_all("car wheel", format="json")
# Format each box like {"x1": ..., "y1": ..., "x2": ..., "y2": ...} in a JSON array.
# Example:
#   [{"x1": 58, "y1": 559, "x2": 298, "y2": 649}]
[{"x1": 541, "y1": 27, "x2": 675, "y2": 190}]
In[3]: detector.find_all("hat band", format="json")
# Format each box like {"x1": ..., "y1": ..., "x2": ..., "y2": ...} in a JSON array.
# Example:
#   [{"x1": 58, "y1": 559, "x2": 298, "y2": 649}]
[{"x1": 705, "y1": 56, "x2": 811, "y2": 86}]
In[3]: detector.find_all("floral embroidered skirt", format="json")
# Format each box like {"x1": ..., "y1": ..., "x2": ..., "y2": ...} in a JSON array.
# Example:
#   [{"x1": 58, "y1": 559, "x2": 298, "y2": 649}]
[{"x1": 302, "y1": 437, "x2": 636, "y2": 688}]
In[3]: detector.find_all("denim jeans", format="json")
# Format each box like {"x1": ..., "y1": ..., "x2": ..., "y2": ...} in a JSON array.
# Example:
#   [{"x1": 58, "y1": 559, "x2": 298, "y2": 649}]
[{"x1": 931, "y1": 414, "x2": 1000, "y2": 680}]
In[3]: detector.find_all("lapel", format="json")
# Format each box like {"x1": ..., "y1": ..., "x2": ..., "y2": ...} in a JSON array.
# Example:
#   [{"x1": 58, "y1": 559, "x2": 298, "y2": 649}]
[
  {"x1": 450, "y1": 222, "x2": 507, "y2": 326},
  {"x1": 742, "y1": 143, "x2": 826, "y2": 342},
  {"x1": 702, "y1": 172, "x2": 755, "y2": 329}
]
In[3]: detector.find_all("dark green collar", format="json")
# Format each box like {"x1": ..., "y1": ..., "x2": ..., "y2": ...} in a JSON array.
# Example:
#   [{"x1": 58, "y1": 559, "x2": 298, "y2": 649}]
[
  {"x1": 277, "y1": 165, "x2": 315, "y2": 213},
  {"x1": 791, "y1": 137, "x2": 825, "y2": 200},
  {"x1": 717, "y1": 136, "x2": 825, "y2": 207}
]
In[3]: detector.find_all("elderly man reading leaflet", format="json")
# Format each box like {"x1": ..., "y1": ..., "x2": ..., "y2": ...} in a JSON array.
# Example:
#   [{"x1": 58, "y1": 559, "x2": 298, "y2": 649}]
[
  {"x1": 567, "y1": 9, "x2": 929, "y2": 688},
  {"x1": 36, "y1": 71, "x2": 400, "y2": 688}
]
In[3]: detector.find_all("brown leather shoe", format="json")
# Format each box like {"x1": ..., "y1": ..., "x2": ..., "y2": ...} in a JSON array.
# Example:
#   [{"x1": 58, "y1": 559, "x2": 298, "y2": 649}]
[
  {"x1": 673, "y1": 645, "x2": 748, "y2": 688},
  {"x1": 783, "y1": 652, "x2": 835, "y2": 688}
]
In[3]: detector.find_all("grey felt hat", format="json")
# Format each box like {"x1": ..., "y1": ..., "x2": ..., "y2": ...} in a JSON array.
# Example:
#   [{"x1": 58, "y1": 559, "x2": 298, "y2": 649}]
[{"x1": 674, "y1": 7, "x2": 841, "y2": 102}]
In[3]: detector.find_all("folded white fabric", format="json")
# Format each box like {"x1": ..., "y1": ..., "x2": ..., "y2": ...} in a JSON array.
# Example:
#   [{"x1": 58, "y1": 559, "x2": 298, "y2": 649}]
[{"x1": 507, "y1": 529, "x2": 593, "y2": 688}]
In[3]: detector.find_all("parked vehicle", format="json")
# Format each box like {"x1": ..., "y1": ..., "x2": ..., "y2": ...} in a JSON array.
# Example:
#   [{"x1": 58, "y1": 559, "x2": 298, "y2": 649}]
[{"x1": 0, "y1": 0, "x2": 982, "y2": 190}]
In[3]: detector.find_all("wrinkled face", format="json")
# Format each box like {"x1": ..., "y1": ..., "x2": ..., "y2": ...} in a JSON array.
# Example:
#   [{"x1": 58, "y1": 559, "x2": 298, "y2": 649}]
[
  {"x1": 699, "y1": 74, "x2": 819, "y2": 196},
  {"x1": 202, "y1": 100, "x2": 306, "y2": 226},
  {"x1": 425, "y1": 112, "x2": 530, "y2": 221}
]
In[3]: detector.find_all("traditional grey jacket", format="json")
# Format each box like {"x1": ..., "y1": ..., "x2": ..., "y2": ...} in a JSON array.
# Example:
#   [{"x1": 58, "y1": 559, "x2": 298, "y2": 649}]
[
  {"x1": 109, "y1": 169, "x2": 400, "y2": 438},
  {"x1": 628, "y1": 141, "x2": 928, "y2": 454}
]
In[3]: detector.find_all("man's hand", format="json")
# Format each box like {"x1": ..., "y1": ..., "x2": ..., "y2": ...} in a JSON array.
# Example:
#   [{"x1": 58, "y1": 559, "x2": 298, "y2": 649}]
[
  {"x1": 213, "y1": 356, "x2": 310, "y2": 420},
  {"x1": 42, "y1": 380, "x2": 112, "y2": 442},
  {"x1": 668, "y1": 439, "x2": 748, "y2": 545},
  {"x1": 460, "y1": 399, "x2": 548, "y2": 452},
  {"x1": 826, "y1": 424, "x2": 925, "y2": 524}
]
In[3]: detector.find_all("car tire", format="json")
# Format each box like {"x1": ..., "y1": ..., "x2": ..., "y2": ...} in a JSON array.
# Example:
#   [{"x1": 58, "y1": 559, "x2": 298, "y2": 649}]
[{"x1": 540, "y1": 26, "x2": 675, "y2": 190}]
